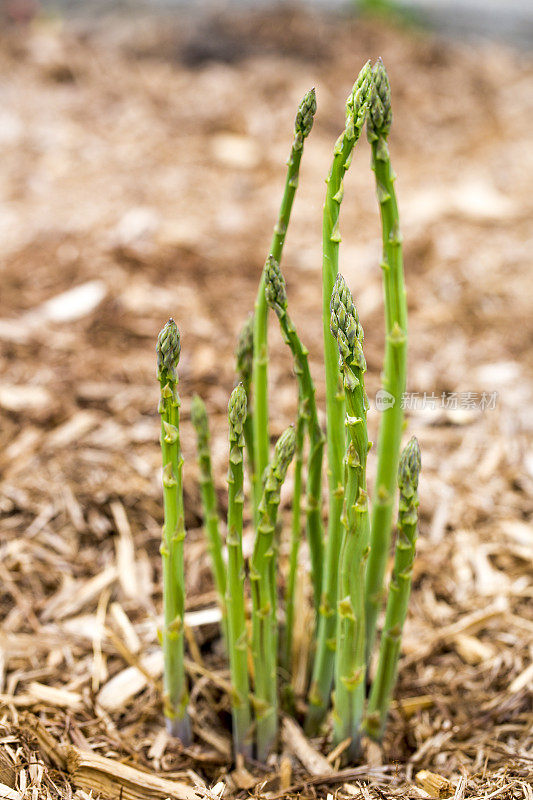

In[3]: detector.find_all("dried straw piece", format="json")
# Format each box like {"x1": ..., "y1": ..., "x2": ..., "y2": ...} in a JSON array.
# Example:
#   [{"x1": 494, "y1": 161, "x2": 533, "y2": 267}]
[
  {"x1": 281, "y1": 717, "x2": 333, "y2": 776},
  {"x1": 66, "y1": 747, "x2": 215, "y2": 800}
]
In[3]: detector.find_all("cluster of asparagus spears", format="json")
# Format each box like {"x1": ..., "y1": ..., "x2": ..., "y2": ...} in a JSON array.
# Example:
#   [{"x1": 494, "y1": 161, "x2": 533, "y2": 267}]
[{"x1": 155, "y1": 58, "x2": 421, "y2": 762}]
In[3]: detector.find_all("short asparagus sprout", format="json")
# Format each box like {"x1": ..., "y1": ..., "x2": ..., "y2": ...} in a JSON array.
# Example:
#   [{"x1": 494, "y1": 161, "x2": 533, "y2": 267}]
[
  {"x1": 190, "y1": 395, "x2": 227, "y2": 639},
  {"x1": 235, "y1": 314, "x2": 255, "y2": 486},
  {"x1": 366, "y1": 437, "x2": 421, "y2": 740},
  {"x1": 264, "y1": 256, "x2": 325, "y2": 618},
  {"x1": 252, "y1": 87, "x2": 317, "y2": 524},
  {"x1": 330, "y1": 274, "x2": 371, "y2": 760},
  {"x1": 226, "y1": 384, "x2": 252, "y2": 757},
  {"x1": 157, "y1": 319, "x2": 191, "y2": 742},
  {"x1": 251, "y1": 425, "x2": 296, "y2": 761},
  {"x1": 365, "y1": 58, "x2": 408, "y2": 663},
  {"x1": 307, "y1": 59, "x2": 372, "y2": 737}
]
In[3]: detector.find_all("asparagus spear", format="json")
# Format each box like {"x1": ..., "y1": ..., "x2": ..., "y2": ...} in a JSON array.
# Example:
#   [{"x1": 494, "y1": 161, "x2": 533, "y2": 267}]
[
  {"x1": 252, "y1": 88, "x2": 317, "y2": 519},
  {"x1": 366, "y1": 437, "x2": 421, "y2": 741},
  {"x1": 330, "y1": 274, "x2": 371, "y2": 760},
  {"x1": 306, "y1": 62, "x2": 372, "y2": 736},
  {"x1": 365, "y1": 59, "x2": 408, "y2": 663},
  {"x1": 282, "y1": 405, "x2": 305, "y2": 674},
  {"x1": 235, "y1": 314, "x2": 255, "y2": 488},
  {"x1": 156, "y1": 319, "x2": 191, "y2": 742},
  {"x1": 190, "y1": 394, "x2": 227, "y2": 639},
  {"x1": 226, "y1": 384, "x2": 252, "y2": 758},
  {"x1": 251, "y1": 425, "x2": 296, "y2": 761},
  {"x1": 264, "y1": 256, "x2": 325, "y2": 614}
]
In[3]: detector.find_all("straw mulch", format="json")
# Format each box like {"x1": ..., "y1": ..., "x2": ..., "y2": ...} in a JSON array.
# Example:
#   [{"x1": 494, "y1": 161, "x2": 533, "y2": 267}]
[{"x1": 0, "y1": 7, "x2": 531, "y2": 799}]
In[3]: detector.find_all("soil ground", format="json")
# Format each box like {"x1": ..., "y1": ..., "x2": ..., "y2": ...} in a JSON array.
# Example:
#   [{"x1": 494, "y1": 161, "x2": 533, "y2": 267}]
[{"x1": 0, "y1": 6, "x2": 532, "y2": 799}]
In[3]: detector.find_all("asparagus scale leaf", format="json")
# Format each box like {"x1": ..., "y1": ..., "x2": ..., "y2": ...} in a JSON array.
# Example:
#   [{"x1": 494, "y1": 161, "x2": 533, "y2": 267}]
[{"x1": 157, "y1": 319, "x2": 191, "y2": 742}]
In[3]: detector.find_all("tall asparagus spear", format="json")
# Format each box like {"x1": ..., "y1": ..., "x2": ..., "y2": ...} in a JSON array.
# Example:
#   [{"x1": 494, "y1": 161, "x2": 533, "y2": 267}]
[
  {"x1": 235, "y1": 314, "x2": 255, "y2": 488},
  {"x1": 190, "y1": 395, "x2": 227, "y2": 639},
  {"x1": 251, "y1": 425, "x2": 296, "y2": 761},
  {"x1": 252, "y1": 88, "x2": 317, "y2": 519},
  {"x1": 365, "y1": 59, "x2": 408, "y2": 663},
  {"x1": 226, "y1": 384, "x2": 252, "y2": 758},
  {"x1": 282, "y1": 406, "x2": 305, "y2": 673},
  {"x1": 330, "y1": 274, "x2": 371, "y2": 760},
  {"x1": 264, "y1": 256, "x2": 325, "y2": 613},
  {"x1": 156, "y1": 319, "x2": 191, "y2": 742},
  {"x1": 306, "y1": 62, "x2": 372, "y2": 736},
  {"x1": 366, "y1": 437, "x2": 421, "y2": 740}
]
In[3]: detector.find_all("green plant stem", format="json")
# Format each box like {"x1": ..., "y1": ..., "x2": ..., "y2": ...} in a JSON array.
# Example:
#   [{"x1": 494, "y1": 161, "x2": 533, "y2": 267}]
[
  {"x1": 251, "y1": 426, "x2": 296, "y2": 761},
  {"x1": 235, "y1": 314, "x2": 255, "y2": 491},
  {"x1": 330, "y1": 275, "x2": 370, "y2": 760},
  {"x1": 306, "y1": 63, "x2": 372, "y2": 736},
  {"x1": 264, "y1": 257, "x2": 325, "y2": 614},
  {"x1": 365, "y1": 60, "x2": 408, "y2": 664},
  {"x1": 157, "y1": 319, "x2": 191, "y2": 742},
  {"x1": 226, "y1": 385, "x2": 252, "y2": 758},
  {"x1": 252, "y1": 88, "x2": 317, "y2": 520},
  {"x1": 283, "y1": 407, "x2": 305, "y2": 673},
  {"x1": 190, "y1": 395, "x2": 227, "y2": 640},
  {"x1": 366, "y1": 437, "x2": 421, "y2": 740}
]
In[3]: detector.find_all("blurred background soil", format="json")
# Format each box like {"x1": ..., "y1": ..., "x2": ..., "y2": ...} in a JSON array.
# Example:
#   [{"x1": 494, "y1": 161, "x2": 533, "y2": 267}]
[{"x1": 0, "y1": 4, "x2": 531, "y2": 798}]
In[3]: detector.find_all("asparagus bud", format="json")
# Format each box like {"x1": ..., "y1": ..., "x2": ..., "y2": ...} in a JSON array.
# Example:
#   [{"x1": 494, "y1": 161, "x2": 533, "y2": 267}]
[
  {"x1": 366, "y1": 58, "x2": 392, "y2": 142},
  {"x1": 235, "y1": 314, "x2": 254, "y2": 385},
  {"x1": 294, "y1": 87, "x2": 317, "y2": 150},
  {"x1": 190, "y1": 394, "x2": 227, "y2": 640},
  {"x1": 330, "y1": 273, "x2": 366, "y2": 382},
  {"x1": 157, "y1": 318, "x2": 181, "y2": 382},
  {"x1": 228, "y1": 382, "x2": 247, "y2": 438},
  {"x1": 264, "y1": 255, "x2": 288, "y2": 316},
  {"x1": 366, "y1": 437, "x2": 421, "y2": 741}
]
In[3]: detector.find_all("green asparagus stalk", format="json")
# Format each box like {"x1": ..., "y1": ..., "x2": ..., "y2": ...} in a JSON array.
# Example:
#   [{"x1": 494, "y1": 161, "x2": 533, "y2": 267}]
[
  {"x1": 366, "y1": 437, "x2": 421, "y2": 741},
  {"x1": 226, "y1": 384, "x2": 253, "y2": 758},
  {"x1": 264, "y1": 256, "x2": 325, "y2": 613},
  {"x1": 330, "y1": 274, "x2": 371, "y2": 760},
  {"x1": 306, "y1": 62, "x2": 372, "y2": 736},
  {"x1": 190, "y1": 394, "x2": 227, "y2": 638},
  {"x1": 252, "y1": 88, "x2": 317, "y2": 518},
  {"x1": 156, "y1": 319, "x2": 191, "y2": 742},
  {"x1": 251, "y1": 425, "x2": 296, "y2": 761},
  {"x1": 365, "y1": 59, "x2": 408, "y2": 663},
  {"x1": 235, "y1": 314, "x2": 255, "y2": 487},
  {"x1": 282, "y1": 406, "x2": 305, "y2": 673}
]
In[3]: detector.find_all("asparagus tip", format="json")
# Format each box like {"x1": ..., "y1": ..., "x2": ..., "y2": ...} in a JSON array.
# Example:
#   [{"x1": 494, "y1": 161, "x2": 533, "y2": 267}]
[
  {"x1": 330, "y1": 273, "x2": 365, "y2": 372},
  {"x1": 367, "y1": 57, "x2": 392, "y2": 140},
  {"x1": 190, "y1": 394, "x2": 209, "y2": 438},
  {"x1": 157, "y1": 318, "x2": 181, "y2": 382},
  {"x1": 235, "y1": 313, "x2": 254, "y2": 381},
  {"x1": 398, "y1": 436, "x2": 421, "y2": 491},
  {"x1": 264, "y1": 255, "x2": 288, "y2": 315},
  {"x1": 272, "y1": 424, "x2": 297, "y2": 479},
  {"x1": 294, "y1": 86, "x2": 317, "y2": 144},
  {"x1": 228, "y1": 383, "x2": 248, "y2": 435}
]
